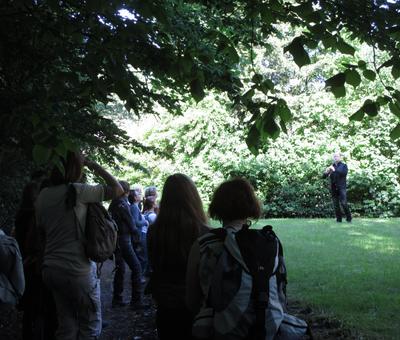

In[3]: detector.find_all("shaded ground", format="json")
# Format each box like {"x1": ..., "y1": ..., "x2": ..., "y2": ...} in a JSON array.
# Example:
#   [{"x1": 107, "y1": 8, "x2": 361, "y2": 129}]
[{"x1": 1, "y1": 260, "x2": 360, "y2": 340}]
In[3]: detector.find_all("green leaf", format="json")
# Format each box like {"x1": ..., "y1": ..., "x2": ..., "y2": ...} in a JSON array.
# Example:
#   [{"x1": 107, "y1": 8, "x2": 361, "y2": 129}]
[
  {"x1": 223, "y1": 45, "x2": 240, "y2": 64},
  {"x1": 391, "y1": 64, "x2": 400, "y2": 79},
  {"x1": 376, "y1": 96, "x2": 391, "y2": 106},
  {"x1": 349, "y1": 110, "x2": 364, "y2": 121},
  {"x1": 276, "y1": 99, "x2": 292, "y2": 122},
  {"x1": 280, "y1": 119, "x2": 288, "y2": 134},
  {"x1": 322, "y1": 36, "x2": 336, "y2": 49},
  {"x1": 242, "y1": 88, "x2": 255, "y2": 104},
  {"x1": 389, "y1": 101, "x2": 400, "y2": 118},
  {"x1": 260, "y1": 4, "x2": 274, "y2": 24},
  {"x1": 390, "y1": 124, "x2": 400, "y2": 140},
  {"x1": 363, "y1": 69, "x2": 376, "y2": 81},
  {"x1": 378, "y1": 58, "x2": 394, "y2": 70},
  {"x1": 358, "y1": 60, "x2": 367, "y2": 69},
  {"x1": 331, "y1": 86, "x2": 346, "y2": 98},
  {"x1": 63, "y1": 138, "x2": 78, "y2": 152},
  {"x1": 55, "y1": 142, "x2": 67, "y2": 158},
  {"x1": 325, "y1": 73, "x2": 346, "y2": 88},
  {"x1": 284, "y1": 37, "x2": 311, "y2": 68},
  {"x1": 252, "y1": 74, "x2": 263, "y2": 84},
  {"x1": 337, "y1": 40, "x2": 356, "y2": 55},
  {"x1": 190, "y1": 78, "x2": 205, "y2": 103},
  {"x1": 33, "y1": 145, "x2": 52, "y2": 165},
  {"x1": 262, "y1": 116, "x2": 280, "y2": 139},
  {"x1": 361, "y1": 100, "x2": 379, "y2": 116},
  {"x1": 345, "y1": 69, "x2": 361, "y2": 87},
  {"x1": 259, "y1": 79, "x2": 274, "y2": 94},
  {"x1": 245, "y1": 124, "x2": 260, "y2": 155},
  {"x1": 304, "y1": 38, "x2": 318, "y2": 49}
]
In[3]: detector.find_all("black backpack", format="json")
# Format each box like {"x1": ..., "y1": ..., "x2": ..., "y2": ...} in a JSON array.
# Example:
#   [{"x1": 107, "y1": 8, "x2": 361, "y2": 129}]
[
  {"x1": 193, "y1": 225, "x2": 312, "y2": 340},
  {"x1": 84, "y1": 202, "x2": 118, "y2": 263}
]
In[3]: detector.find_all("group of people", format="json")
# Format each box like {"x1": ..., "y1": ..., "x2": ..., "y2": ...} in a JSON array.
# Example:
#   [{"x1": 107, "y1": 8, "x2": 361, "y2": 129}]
[
  {"x1": 108, "y1": 180, "x2": 158, "y2": 308},
  {"x1": 1, "y1": 150, "x2": 353, "y2": 339}
]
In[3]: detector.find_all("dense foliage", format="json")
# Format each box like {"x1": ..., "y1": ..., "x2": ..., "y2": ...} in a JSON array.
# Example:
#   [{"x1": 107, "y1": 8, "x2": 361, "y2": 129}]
[
  {"x1": 118, "y1": 33, "x2": 400, "y2": 217},
  {"x1": 1, "y1": 1, "x2": 400, "y2": 226},
  {"x1": 1, "y1": 0, "x2": 400, "y2": 170}
]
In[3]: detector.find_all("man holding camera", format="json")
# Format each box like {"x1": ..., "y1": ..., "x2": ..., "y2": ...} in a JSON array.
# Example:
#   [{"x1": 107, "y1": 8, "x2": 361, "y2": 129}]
[{"x1": 323, "y1": 152, "x2": 352, "y2": 223}]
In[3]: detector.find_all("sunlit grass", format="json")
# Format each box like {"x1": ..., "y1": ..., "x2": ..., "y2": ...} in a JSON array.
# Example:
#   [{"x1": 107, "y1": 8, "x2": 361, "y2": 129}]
[{"x1": 211, "y1": 218, "x2": 400, "y2": 339}]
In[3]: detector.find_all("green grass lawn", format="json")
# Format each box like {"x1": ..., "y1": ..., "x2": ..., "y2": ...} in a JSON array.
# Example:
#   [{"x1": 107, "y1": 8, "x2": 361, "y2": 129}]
[{"x1": 212, "y1": 218, "x2": 400, "y2": 339}]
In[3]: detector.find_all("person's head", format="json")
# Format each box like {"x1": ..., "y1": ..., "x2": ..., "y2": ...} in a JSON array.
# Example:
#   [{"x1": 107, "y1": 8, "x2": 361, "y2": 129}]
[
  {"x1": 128, "y1": 188, "x2": 142, "y2": 203},
  {"x1": 333, "y1": 152, "x2": 342, "y2": 164},
  {"x1": 119, "y1": 180, "x2": 130, "y2": 197},
  {"x1": 145, "y1": 186, "x2": 157, "y2": 198},
  {"x1": 151, "y1": 173, "x2": 206, "y2": 266},
  {"x1": 143, "y1": 195, "x2": 156, "y2": 212},
  {"x1": 50, "y1": 151, "x2": 84, "y2": 185},
  {"x1": 209, "y1": 177, "x2": 261, "y2": 224}
]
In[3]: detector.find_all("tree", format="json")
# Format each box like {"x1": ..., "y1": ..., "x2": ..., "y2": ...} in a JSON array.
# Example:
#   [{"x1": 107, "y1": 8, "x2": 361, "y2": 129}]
[
  {"x1": 119, "y1": 31, "x2": 399, "y2": 217},
  {"x1": 1, "y1": 0, "x2": 399, "y2": 171}
]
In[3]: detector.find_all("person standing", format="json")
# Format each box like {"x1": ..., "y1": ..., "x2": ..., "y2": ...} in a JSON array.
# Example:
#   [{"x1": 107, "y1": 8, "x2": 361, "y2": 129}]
[
  {"x1": 147, "y1": 174, "x2": 209, "y2": 340},
  {"x1": 109, "y1": 181, "x2": 144, "y2": 308},
  {"x1": 129, "y1": 189, "x2": 149, "y2": 277},
  {"x1": 36, "y1": 151, "x2": 123, "y2": 339},
  {"x1": 323, "y1": 152, "x2": 352, "y2": 223}
]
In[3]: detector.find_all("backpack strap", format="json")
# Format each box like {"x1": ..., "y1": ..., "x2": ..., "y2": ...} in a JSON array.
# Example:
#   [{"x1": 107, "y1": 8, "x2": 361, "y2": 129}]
[{"x1": 236, "y1": 224, "x2": 279, "y2": 340}]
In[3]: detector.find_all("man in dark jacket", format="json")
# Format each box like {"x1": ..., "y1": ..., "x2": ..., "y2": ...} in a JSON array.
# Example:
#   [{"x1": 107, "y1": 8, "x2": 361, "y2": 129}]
[
  {"x1": 108, "y1": 181, "x2": 143, "y2": 308},
  {"x1": 323, "y1": 152, "x2": 352, "y2": 222}
]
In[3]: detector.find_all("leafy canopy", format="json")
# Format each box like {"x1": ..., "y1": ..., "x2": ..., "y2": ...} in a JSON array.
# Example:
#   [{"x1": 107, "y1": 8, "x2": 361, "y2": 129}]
[{"x1": 1, "y1": 0, "x2": 400, "y2": 170}]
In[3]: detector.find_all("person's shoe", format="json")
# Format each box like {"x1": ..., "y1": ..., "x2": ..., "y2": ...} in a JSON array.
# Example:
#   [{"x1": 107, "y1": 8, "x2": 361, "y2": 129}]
[
  {"x1": 346, "y1": 218, "x2": 352, "y2": 223},
  {"x1": 336, "y1": 219, "x2": 342, "y2": 223},
  {"x1": 112, "y1": 299, "x2": 128, "y2": 308}
]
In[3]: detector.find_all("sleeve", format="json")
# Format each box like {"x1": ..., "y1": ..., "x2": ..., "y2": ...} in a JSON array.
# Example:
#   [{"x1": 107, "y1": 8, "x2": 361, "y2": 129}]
[
  {"x1": 131, "y1": 204, "x2": 147, "y2": 228},
  {"x1": 335, "y1": 163, "x2": 348, "y2": 176},
  {"x1": 74, "y1": 183, "x2": 104, "y2": 203},
  {"x1": 122, "y1": 204, "x2": 139, "y2": 237}
]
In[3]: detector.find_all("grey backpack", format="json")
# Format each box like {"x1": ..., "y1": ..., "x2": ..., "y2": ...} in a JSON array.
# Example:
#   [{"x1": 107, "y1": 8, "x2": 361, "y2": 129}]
[
  {"x1": 0, "y1": 230, "x2": 25, "y2": 305},
  {"x1": 193, "y1": 225, "x2": 311, "y2": 340},
  {"x1": 84, "y1": 202, "x2": 118, "y2": 263}
]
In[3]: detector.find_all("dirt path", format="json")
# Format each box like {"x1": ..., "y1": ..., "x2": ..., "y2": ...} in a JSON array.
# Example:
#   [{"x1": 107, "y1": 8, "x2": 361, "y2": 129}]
[{"x1": 1, "y1": 260, "x2": 359, "y2": 340}]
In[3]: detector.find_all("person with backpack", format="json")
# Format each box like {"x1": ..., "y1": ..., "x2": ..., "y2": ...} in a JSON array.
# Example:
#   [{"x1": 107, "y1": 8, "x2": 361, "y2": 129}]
[
  {"x1": 109, "y1": 181, "x2": 144, "y2": 308},
  {"x1": 186, "y1": 178, "x2": 310, "y2": 340},
  {"x1": 35, "y1": 151, "x2": 123, "y2": 340},
  {"x1": 147, "y1": 173, "x2": 209, "y2": 340}
]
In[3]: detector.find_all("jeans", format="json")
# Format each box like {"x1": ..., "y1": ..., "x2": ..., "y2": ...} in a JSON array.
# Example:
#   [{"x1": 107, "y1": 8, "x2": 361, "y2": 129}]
[
  {"x1": 113, "y1": 234, "x2": 143, "y2": 303},
  {"x1": 42, "y1": 264, "x2": 101, "y2": 340},
  {"x1": 331, "y1": 186, "x2": 352, "y2": 221},
  {"x1": 139, "y1": 231, "x2": 148, "y2": 275}
]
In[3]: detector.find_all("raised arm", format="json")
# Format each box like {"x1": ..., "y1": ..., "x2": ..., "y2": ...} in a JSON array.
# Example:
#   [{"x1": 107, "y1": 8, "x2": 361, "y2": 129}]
[{"x1": 84, "y1": 159, "x2": 123, "y2": 200}]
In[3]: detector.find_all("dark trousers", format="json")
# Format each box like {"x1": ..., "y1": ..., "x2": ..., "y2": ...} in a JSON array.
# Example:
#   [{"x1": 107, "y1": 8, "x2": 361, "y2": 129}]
[
  {"x1": 113, "y1": 234, "x2": 143, "y2": 303},
  {"x1": 139, "y1": 231, "x2": 148, "y2": 275},
  {"x1": 331, "y1": 186, "x2": 352, "y2": 221}
]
